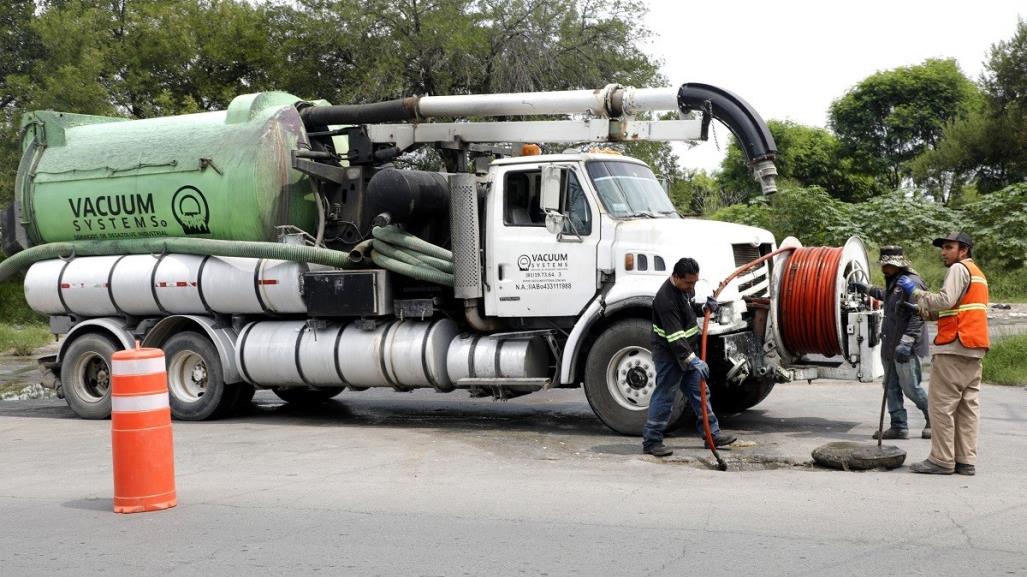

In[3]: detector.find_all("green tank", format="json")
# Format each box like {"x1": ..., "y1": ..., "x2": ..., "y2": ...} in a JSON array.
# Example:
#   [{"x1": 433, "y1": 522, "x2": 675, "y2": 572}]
[{"x1": 14, "y1": 92, "x2": 318, "y2": 245}]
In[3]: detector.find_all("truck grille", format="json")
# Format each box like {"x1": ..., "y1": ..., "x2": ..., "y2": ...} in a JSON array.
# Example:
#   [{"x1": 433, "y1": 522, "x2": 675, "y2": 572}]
[{"x1": 732, "y1": 243, "x2": 772, "y2": 298}]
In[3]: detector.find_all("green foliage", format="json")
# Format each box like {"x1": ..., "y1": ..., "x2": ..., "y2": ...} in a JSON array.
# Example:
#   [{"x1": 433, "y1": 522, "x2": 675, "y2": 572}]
[
  {"x1": 710, "y1": 185, "x2": 859, "y2": 247},
  {"x1": 718, "y1": 120, "x2": 883, "y2": 202},
  {"x1": 848, "y1": 191, "x2": 963, "y2": 247},
  {"x1": 0, "y1": 274, "x2": 44, "y2": 325},
  {"x1": 983, "y1": 333, "x2": 1027, "y2": 386},
  {"x1": 711, "y1": 184, "x2": 1027, "y2": 300},
  {"x1": 264, "y1": 0, "x2": 659, "y2": 103},
  {"x1": 961, "y1": 183, "x2": 1027, "y2": 270},
  {"x1": 829, "y1": 58, "x2": 980, "y2": 190}
]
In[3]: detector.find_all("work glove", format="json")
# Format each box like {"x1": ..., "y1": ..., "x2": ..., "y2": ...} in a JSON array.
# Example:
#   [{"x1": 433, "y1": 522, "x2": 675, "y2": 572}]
[
  {"x1": 899, "y1": 301, "x2": 919, "y2": 315},
  {"x1": 848, "y1": 280, "x2": 869, "y2": 294},
  {"x1": 895, "y1": 341, "x2": 913, "y2": 363},
  {"x1": 703, "y1": 296, "x2": 720, "y2": 315},
  {"x1": 688, "y1": 356, "x2": 710, "y2": 380},
  {"x1": 895, "y1": 275, "x2": 916, "y2": 296}
]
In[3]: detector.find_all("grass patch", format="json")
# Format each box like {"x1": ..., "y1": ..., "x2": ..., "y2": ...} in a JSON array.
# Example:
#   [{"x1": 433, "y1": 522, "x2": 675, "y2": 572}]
[
  {"x1": 0, "y1": 323, "x2": 53, "y2": 356},
  {"x1": 983, "y1": 333, "x2": 1027, "y2": 386}
]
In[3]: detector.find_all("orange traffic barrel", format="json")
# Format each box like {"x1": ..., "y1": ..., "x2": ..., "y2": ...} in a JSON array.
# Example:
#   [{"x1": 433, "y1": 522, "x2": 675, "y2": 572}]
[{"x1": 111, "y1": 345, "x2": 176, "y2": 513}]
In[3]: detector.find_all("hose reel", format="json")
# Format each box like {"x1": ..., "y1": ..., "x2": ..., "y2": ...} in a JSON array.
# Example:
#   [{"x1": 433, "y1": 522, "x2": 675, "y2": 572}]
[{"x1": 769, "y1": 236, "x2": 876, "y2": 365}]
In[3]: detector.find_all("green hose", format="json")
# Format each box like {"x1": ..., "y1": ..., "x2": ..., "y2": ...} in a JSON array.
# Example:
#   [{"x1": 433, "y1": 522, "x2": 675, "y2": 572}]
[
  {"x1": 1, "y1": 226, "x2": 458, "y2": 290},
  {"x1": 370, "y1": 251, "x2": 454, "y2": 287},
  {"x1": 371, "y1": 239, "x2": 454, "y2": 274},
  {"x1": 0, "y1": 237, "x2": 354, "y2": 283},
  {"x1": 372, "y1": 225, "x2": 453, "y2": 261}
]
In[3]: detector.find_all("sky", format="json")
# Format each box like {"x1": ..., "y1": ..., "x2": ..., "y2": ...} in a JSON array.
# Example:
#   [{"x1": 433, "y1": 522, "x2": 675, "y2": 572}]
[{"x1": 642, "y1": 0, "x2": 1025, "y2": 173}]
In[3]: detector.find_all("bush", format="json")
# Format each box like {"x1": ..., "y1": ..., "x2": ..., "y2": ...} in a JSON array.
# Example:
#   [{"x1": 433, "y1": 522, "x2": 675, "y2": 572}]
[
  {"x1": 0, "y1": 276, "x2": 44, "y2": 325},
  {"x1": 710, "y1": 185, "x2": 860, "y2": 247},
  {"x1": 711, "y1": 184, "x2": 1027, "y2": 300},
  {"x1": 962, "y1": 183, "x2": 1027, "y2": 270}
]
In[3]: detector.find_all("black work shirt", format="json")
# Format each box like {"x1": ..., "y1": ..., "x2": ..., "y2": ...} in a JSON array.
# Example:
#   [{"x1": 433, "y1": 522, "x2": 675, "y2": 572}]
[{"x1": 651, "y1": 278, "x2": 704, "y2": 364}]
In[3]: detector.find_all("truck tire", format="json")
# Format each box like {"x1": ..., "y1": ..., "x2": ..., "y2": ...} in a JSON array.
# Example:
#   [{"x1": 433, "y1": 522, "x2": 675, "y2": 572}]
[
  {"x1": 272, "y1": 386, "x2": 344, "y2": 405},
  {"x1": 60, "y1": 334, "x2": 120, "y2": 419},
  {"x1": 710, "y1": 377, "x2": 775, "y2": 415},
  {"x1": 583, "y1": 319, "x2": 684, "y2": 436},
  {"x1": 163, "y1": 331, "x2": 238, "y2": 421}
]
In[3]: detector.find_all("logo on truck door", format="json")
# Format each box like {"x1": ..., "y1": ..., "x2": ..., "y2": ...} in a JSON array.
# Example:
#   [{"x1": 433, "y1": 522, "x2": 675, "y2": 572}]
[
  {"x1": 171, "y1": 186, "x2": 211, "y2": 235},
  {"x1": 514, "y1": 253, "x2": 572, "y2": 290}
]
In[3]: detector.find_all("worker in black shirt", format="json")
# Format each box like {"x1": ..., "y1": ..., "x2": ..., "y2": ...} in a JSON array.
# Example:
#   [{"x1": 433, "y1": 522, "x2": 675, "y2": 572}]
[{"x1": 643, "y1": 257, "x2": 737, "y2": 457}]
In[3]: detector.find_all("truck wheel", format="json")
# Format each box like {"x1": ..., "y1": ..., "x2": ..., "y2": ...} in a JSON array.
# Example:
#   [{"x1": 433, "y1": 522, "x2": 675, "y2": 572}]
[
  {"x1": 272, "y1": 386, "x2": 344, "y2": 405},
  {"x1": 583, "y1": 319, "x2": 684, "y2": 436},
  {"x1": 710, "y1": 377, "x2": 775, "y2": 415},
  {"x1": 164, "y1": 331, "x2": 238, "y2": 421},
  {"x1": 60, "y1": 334, "x2": 119, "y2": 419}
]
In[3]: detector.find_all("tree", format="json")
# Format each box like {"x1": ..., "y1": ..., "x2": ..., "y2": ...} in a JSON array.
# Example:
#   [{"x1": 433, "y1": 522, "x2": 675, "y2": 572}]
[
  {"x1": 266, "y1": 0, "x2": 661, "y2": 103},
  {"x1": 718, "y1": 120, "x2": 882, "y2": 202},
  {"x1": 0, "y1": 0, "x2": 664, "y2": 208},
  {"x1": 912, "y1": 19, "x2": 1027, "y2": 197},
  {"x1": 828, "y1": 58, "x2": 980, "y2": 190}
]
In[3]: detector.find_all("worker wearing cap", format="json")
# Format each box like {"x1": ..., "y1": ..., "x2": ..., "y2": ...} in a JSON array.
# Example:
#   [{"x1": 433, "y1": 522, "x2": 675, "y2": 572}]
[
  {"x1": 895, "y1": 232, "x2": 988, "y2": 476},
  {"x1": 850, "y1": 246, "x2": 930, "y2": 440},
  {"x1": 644, "y1": 257, "x2": 736, "y2": 457}
]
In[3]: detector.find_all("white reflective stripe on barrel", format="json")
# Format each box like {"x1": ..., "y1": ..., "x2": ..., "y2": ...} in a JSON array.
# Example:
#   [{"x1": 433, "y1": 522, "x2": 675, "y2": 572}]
[
  {"x1": 111, "y1": 392, "x2": 170, "y2": 413},
  {"x1": 112, "y1": 357, "x2": 166, "y2": 376}
]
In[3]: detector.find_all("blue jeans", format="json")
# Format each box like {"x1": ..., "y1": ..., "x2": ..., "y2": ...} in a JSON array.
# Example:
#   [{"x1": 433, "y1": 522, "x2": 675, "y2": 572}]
[
  {"x1": 884, "y1": 355, "x2": 929, "y2": 430},
  {"x1": 643, "y1": 351, "x2": 721, "y2": 448}
]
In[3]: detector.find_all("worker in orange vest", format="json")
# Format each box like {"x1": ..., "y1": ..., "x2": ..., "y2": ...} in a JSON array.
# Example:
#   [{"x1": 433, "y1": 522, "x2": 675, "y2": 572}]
[{"x1": 895, "y1": 231, "x2": 988, "y2": 476}]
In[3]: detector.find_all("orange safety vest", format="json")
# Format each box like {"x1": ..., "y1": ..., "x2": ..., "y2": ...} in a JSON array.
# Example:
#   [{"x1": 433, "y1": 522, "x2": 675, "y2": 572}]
[{"x1": 934, "y1": 259, "x2": 989, "y2": 350}]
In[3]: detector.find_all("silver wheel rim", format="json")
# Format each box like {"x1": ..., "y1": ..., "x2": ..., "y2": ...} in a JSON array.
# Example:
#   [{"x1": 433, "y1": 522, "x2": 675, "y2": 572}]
[
  {"x1": 606, "y1": 345, "x2": 656, "y2": 411},
  {"x1": 168, "y1": 349, "x2": 208, "y2": 403},
  {"x1": 70, "y1": 351, "x2": 110, "y2": 403}
]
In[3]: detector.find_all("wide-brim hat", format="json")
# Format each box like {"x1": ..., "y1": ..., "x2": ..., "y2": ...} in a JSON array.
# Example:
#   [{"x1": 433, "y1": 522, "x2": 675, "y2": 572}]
[{"x1": 878, "y1": 245, "x2": 911, "y2": 269}]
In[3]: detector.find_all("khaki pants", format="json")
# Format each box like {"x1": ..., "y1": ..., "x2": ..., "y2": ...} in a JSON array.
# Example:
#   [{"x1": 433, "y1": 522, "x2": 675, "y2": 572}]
[{"x1": 927, "y1": 354, "x2": 982, "y2": 468}]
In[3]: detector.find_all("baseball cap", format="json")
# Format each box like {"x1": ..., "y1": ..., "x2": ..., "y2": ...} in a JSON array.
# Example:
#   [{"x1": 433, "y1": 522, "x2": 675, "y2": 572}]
[{"x1": 932, "y1": 231, "x2": 973, "y2": 248}]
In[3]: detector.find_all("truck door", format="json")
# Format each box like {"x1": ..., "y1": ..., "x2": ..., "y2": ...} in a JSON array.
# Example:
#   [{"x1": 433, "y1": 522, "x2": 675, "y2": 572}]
[{"x1": 485, "y1": 164, "x2": 600, "y2": 317}]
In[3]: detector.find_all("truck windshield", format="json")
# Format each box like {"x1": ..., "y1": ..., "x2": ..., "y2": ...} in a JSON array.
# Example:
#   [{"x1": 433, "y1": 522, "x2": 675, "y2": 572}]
[{"x1": 586, "y1": 160, "x2": 678, "y2": 218}]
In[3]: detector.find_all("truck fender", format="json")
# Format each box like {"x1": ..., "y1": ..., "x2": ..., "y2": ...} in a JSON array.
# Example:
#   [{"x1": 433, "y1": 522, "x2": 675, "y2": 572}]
[
  {"x1": 141, "y1": 315, "x2": 242, "y2": 385},
  {"x1": 57, "y1": 317, "x2": 135, "y2": 361},
  {"x1": 559, "y1": 295, "x2": 654, "y2": 385}
]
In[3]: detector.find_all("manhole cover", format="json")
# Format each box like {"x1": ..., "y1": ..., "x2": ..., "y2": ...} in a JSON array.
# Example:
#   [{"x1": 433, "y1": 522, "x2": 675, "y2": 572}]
[{"x1": 811, "y1": 441, "x2": 906, "y2": 471}]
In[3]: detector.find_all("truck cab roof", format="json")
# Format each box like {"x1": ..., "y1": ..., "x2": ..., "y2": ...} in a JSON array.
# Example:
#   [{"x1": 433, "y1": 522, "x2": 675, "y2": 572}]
[{"x1": 490, "y1": 152, "x2": 649, "y2": 167}]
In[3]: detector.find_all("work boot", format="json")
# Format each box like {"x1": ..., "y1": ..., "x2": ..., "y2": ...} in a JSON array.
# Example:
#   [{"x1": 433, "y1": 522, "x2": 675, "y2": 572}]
[
  {"x1": 910, "y1": 459, "x2": 954, "y2": 475},
  {"x1": 922, "y1": 415, "x2": 932, "y2": 439},
  {"x1": 708, "y1": 433, "x2": 736, "y2": 448},
  {"x1": 873, "y1": 428, "x2": 909, "y2": 440},
  {"x1": 643, "y1": 443, "x2": 673, "y2": 457},
  {"x1": 955, "y1": 463, "x2": 976, "y2": 476}
]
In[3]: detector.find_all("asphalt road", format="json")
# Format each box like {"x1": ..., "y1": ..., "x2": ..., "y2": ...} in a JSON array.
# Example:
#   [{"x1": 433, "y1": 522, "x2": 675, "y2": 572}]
[{"x1": 1, "y1": 380, "x2": 1026, "y2": 577}]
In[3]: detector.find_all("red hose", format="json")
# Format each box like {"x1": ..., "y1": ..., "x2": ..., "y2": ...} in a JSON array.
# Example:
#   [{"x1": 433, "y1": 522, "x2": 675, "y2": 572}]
[{"x1": 778, "y1": 247, "x2": 843, "y2": 357}]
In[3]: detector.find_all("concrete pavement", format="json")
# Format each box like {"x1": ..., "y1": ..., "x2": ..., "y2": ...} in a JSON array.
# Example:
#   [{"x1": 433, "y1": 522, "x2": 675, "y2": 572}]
[{"x1": 1, "y1": 382, "x2": 1025, "y2": 576}]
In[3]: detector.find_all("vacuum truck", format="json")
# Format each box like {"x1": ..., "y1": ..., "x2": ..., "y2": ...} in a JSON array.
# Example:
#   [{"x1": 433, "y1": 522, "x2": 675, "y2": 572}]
[{"x1": 1, "y1": 83, "x2": 883, "y2": 434}]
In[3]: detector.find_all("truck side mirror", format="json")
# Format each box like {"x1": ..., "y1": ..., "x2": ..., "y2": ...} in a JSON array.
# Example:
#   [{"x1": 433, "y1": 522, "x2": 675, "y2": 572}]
[{"x1": 540, "y1": 165, "x2": 562, "y2": 213}]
